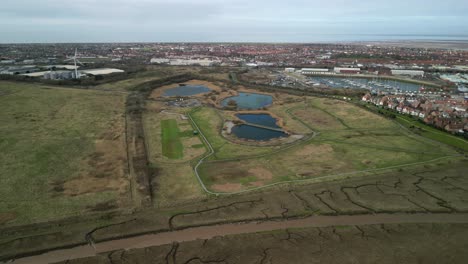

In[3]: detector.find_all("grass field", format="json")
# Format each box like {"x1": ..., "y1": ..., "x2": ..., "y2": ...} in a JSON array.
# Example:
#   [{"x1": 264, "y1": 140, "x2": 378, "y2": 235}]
[
  {"x1": 195, "y1": 97, "x2": 458, "y2": 193},
  {"x1": 359, "y1": 103, "x2": 468, "y2": 152},
  {"x1": 161, "y1": 119, "x2": 184, "y2": 159},
  {"x1": 0, "y1": 81, "x2": 130, "y2": 225},
  {"x1": 143, "y1": 105, "x2": 207, "y2": 206}
]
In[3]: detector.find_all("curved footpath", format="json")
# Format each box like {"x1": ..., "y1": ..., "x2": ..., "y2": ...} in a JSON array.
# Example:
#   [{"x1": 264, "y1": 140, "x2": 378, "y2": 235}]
[{"x1": 7, "y1": 213, "x2": 468, "y2": 264}]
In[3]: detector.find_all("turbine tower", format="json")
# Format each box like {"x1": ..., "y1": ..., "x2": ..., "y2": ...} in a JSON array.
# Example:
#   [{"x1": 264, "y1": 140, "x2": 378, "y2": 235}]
[{"x1": 65, "y1": 48, "x2": 84, "y2": 79}]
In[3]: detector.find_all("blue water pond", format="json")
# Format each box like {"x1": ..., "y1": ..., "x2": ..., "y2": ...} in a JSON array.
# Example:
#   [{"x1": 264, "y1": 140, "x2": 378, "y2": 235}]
[
  {"x1": 231, "y1": 125, "x2": 287, "y2": 141},
  {"x1": 163, "y1": 85, "x2": 211, "y2": 97},
  {"x1": 232, "y1": 113, "x2": 286, "y2": 141},
  {"x1": 221, "y1": 92, "x2": 273, "y2": 110},
  {"x1": 236, "y1": 113, "x2": 280, "y2": 128}
]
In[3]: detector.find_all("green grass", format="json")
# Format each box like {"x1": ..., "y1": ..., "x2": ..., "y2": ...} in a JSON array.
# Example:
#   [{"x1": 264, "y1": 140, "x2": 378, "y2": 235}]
[
  {"x1": 396, "y1": 115, "x2": 468, "y2": 152},
  {"x1": 0, "y1": 81, "x2": 127, "y2": 224},
  {"x1": 195, "y1": 97, "x2": 458, "y2": 192},
  {"x1": 161, "y1": 119, "x2": 184, "y2": 159},
  {"x1": 179, "y1": 130, "x2": 195, "y2": 137},
  {"x1": 361, "y1": 104, "x2": 468, "y2": 152}
]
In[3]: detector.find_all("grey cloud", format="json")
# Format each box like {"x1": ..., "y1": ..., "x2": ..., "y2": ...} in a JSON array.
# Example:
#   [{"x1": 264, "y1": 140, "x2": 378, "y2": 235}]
[{"x1": 0, "y1": 0, "x2": 467, "y2": 42}]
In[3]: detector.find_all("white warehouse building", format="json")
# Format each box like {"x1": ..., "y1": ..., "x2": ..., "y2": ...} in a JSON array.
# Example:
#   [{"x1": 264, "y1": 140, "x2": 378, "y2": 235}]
[
  {"x1": 333, "y1": 67, "x2": 361, "y2": 74},
  {"x1": 301, "y1": 68, "x2": 329, "y2": 75},
  {"x1": 391, "y1": 70, "x2": 425, "y2": 77}
]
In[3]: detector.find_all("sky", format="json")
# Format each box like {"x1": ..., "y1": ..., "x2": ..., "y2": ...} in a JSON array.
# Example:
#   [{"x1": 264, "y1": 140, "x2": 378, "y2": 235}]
[{"x1": 1, "y1": 0, "x2": 468, "y2": 43}]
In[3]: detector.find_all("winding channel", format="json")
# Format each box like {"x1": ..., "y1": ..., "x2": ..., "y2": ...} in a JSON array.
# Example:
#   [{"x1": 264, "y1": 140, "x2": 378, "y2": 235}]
[{"x1": 7, "y1": 213, "x2": 468, "y2": 264}]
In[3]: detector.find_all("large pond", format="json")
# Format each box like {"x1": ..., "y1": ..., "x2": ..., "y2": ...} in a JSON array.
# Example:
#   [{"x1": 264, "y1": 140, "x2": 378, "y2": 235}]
[
  {"x1": 231, "y1": 125, "x2": 287, "y2": 141},
  {"x1": 163, "y1": 85, "x2": 211, "y2": 97},
  {"x1": 236, "y1": 113, "x2": 280, "y2": 128},
  {"x1": 221, "y1": 92, "x2": 273, "y2": 110},
  {"x1": 231, "y1": 113, "x2": 287, "y2": 141},
  {"x1": 309, "y1": 76, "x2": 423, "y2": 92}
]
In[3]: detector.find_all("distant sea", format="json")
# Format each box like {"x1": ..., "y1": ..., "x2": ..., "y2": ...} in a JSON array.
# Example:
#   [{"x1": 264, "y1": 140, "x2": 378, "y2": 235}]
[{"x1": 303, "y1": 34, "x2": 468, "y2": 43}]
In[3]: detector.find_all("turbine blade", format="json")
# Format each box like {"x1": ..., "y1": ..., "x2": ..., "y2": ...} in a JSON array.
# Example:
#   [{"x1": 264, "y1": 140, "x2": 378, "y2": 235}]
[{"x1": 75, "y1": 59, "x2": 85, "y2": 66}]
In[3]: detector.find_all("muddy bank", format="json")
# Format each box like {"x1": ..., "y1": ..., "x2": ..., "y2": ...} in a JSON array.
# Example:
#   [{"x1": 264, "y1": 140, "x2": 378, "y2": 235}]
[{"x1": 8, "y1": 213, "x2": 468, "y2": 264}]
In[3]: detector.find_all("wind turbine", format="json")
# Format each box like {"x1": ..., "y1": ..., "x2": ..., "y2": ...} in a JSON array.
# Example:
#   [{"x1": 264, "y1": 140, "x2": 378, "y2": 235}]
[{"x1": 64, "y1": 48, "x2": 84, "y2": 79}]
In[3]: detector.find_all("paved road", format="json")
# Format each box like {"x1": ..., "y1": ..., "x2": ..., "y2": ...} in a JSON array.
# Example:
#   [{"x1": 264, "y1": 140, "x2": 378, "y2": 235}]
[{"x1": 7, "y1": 213, "x2": 468, "y2": 264}]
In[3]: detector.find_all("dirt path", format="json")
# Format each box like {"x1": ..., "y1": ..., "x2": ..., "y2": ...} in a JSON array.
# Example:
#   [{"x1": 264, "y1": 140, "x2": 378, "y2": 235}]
[{"x1": 8, "y1": 213, "x2": 468, "y2": 264}]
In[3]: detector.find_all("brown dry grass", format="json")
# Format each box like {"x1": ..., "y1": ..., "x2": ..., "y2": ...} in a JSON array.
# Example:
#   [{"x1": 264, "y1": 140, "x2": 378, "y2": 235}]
[
  {"x1": 62, "y1": 139, "x2": 128, "y2": 197},
  {"x1": 0, "y1": 212, "x2": 16, "y2": 224},
  {"x1": 248, "y1": 167, "x2": 273, "y2": 180},
  {"x1": 293, "y1": 108, "x2": 346, "y2": 131},
  {"x1": 313, "y1": 98, "x2": 395, "y2": 129},
  {"x1": 211, "y1": 183, "x2": 243, "y2": 192},
  {"x1": 295, "y1": 144, "x2": 334, "y2": 156}
]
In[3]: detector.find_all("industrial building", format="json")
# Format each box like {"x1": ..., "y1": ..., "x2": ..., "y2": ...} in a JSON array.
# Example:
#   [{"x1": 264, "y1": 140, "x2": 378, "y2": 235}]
[
  {"x1": 19, "y1": 68, "x2": 124, "y2": 80},
  {"x1": 391, "y1": 70, "x2": 425, "y2": 77},
  {"x1": 301, "y1": 68, "x2": 329, "y2": 75},
  {"x1": 150, "y1": 58, "x2": 220, "y2": 66},
  {"x1": 333, "y1": 67, "x2": 361, "y2": 74},
  {"x1": 0, "y1": 60, "x2": 15, "y2": 64},
  {"x1": 80, "y1": 68, "x2": 124, "y2": 75},
  {"x1": 43, "y1": 71, "x2": 77, "y2": 80},
  {"x1": 0, "y1": 65, "x2": 38, "y2": 75}
]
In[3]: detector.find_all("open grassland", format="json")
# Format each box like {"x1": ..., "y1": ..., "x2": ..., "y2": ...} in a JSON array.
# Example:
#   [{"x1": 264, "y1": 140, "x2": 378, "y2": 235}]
[
  {"x1": 196, "y1": 97, "x2": 458, "y2": 193},
  {"x1": 266, "y1": 102, "x2": 312, "y2": 134},
  {"x1": 360, "y1": 103, "x2": 468, "y2": 152},
  {"x1": 160, "y1": 119, "x2": 184, "y2": 159},
  {"x1": 95, "y1": 69, "x2": 177, "y2": 91},
  {"x1": 0, "y1": 82, "x2": 130, "y2": 225},
  {"x1": 152, "y1": 162, "x2": 206, "y2": 207},
  {"x1": 142, "y1": 102, "x2": 207, "y2": 206},
  {"x1": 95, "y1": 66, "x2": 205, "y2": 91}
]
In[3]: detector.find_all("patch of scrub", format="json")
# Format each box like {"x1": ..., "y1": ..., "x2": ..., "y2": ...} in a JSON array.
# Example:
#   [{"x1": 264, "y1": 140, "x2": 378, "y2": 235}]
[
  {"x1": 161, "y1": 119, "x2": 183, "y2": 159},
  {"x1": 221, "y1": 92, "x2": 273, "y2": 110},
  {"x1": 163, "y1": 85, "x2": 211, "y2": 97}
]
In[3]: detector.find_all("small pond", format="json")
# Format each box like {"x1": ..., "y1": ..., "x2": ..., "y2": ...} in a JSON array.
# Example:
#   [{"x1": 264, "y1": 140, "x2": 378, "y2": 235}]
[
  {"x1": 231, "y1": 125, "x2": 287, "y2": 141},
  {"x1": 163, "y1": 85, "x2": 211, "y2": 97},
  {"x1": 221, "y1": 92, "x2": 273, "y2": 110}
]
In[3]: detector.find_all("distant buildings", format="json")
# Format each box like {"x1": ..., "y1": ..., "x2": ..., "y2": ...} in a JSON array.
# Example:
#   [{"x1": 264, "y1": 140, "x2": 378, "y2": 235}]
[
  {"x1": 301, "y1": 68, "x2": 330, "y2": 75},
  {"x1": 391, "y1": 70, "x2": 425, "y2": 77},
  {"x1": 0, "y1": 65, "x2": 38, "y2": 75},
  {"x1": 0, "y1": 60, "x2": 15, "y2": 64},
  {"x1": 150, "y1": 57, "x2": 220, "y2": 66},
  {"x1": 362, "y1": 92, "x2": 467, "y2": 134},
  {"x1": 80, "y1": 68, "x2": 124, "y2": 75},
  {"x1": 15, "y1": 67, "x2": 125, "y2": 80},
  {"x1": 333, "y1": 67, "x2": 361, "y2": 74},
  {"x1": 44, "y1": 71, "x2": 77, "y2": 80}
]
